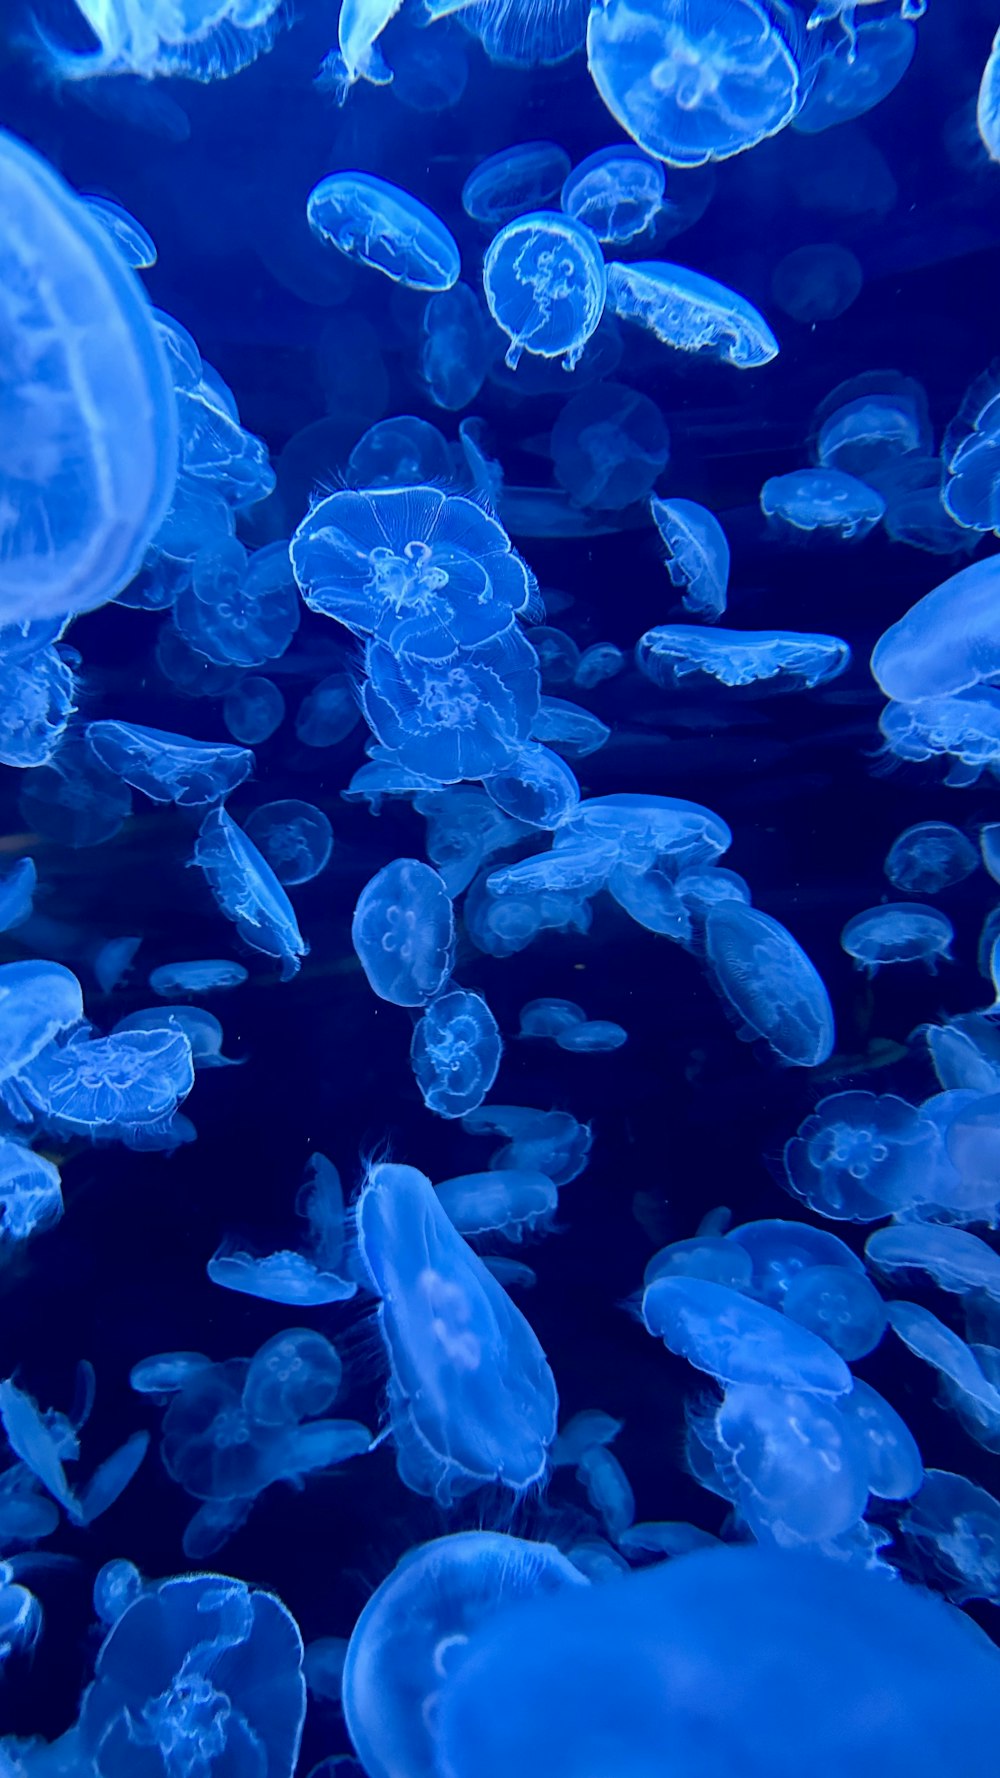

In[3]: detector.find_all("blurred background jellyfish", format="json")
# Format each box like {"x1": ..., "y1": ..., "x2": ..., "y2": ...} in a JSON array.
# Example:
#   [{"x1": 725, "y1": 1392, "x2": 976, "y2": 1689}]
[
  {"x1": 243, "y1": 801, "x2": 334, "y2": 886},
  {"x1": 483, "y1": 211, "x2": 607, "y2": 368},
  {"x1": 462, "y1": 142, "x2": 572, "y2": 224},
  {"x1": 549, "y1": 382, "x2": 669, "y2": 510},
  {"x1": 770, "y1": 243, "x2": 864, "y2": 323},
  {"x1": 761, "y1": 468, "x2": 885, "y2": 540},
  {"x1": 884, "y1": 822, "x2": 978, "y2": 894},
  {"x1": 840, "y1": 903, "x2": 954, "y2": 973}
]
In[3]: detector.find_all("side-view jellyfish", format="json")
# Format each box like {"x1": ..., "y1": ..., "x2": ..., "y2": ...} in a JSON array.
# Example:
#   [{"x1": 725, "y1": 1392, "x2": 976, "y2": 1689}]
[
  {"x1": 84, "y1": 722, "x2": 254, "y2": 808},
  {"x1": 650, "y1": 496, "x2": 730, "y2": 619},
  {"x1": 637, "y1": 624, "x2": 850, "y2": 691},
  {"x1": 606, "y1": 262, "x2": 779, "y2": 368},
  {"x1": 560, "y1": 145, "x2": 665, "y2": 245},
  {"x1": 355, "y1": 1160, "x2": 559, "y2": 1501},
  {"x1": 871, "y1": 556, "x2": 1000, "y2": 702},
  {"x1": 191, "y1": 808, "x2": 308, "y2": 980},
  {"x1": 483, "y1": 211, "x2": 607, "y2": 369},
  {"x1": 760, "y1": 468, "x2": 885, "y2": 541},
  {"x1": 462, "y1": 143, "x2": 572, "y2": 225},
  {"x1": 352, "y1": 858, "x2": 455, "y2": 1006},
  {"x1": 840, "y1": 903, "x2": 953, "y2": 973},
  {"x1": 705, "y1": 903, "x2": 835, "y2": 1067},
  {"x1": 306, "y1": 173, "x2": 460, "y2": 291},
  {"x1": 884, "y1": 821, "x2": 978, "y2": 893},
  {"x1": 641, "y1": 1274, "x2": 851, "y2": 1394}
]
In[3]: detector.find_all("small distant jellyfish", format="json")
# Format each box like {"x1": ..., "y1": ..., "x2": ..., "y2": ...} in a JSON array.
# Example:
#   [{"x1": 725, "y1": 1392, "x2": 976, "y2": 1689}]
[
  {"x1": 841, "y1": 903, "x2": 954, "y2": 974},
  {"x1": 149, "y1": 959, "x2": 248, "y2": 996},
  {"x1": 519, "y1": 998, "x2": 587, "y2": 1039},
  {"x1": 770, "y1": 243, "x2": 864, "y2": 324},
  {"x1": 410, "y1": 988, "x2": 501, "y2": 1118},
  {"x1": 295, "y1": 674, "x2": 361, "y2": 748},
  {"x1": 884, "y1": 823, "x2": 978, "y2": 894},
  {"x1": 550, "y1": 382, "x2": 669, "y2": 510},
  {"x1": 650, "y1": 496, "x2": 729, "y2": 619},
  {"x1": 348, "y1": 415, "x2": 453, "y2": 489},
  {"x1": 483, "y1": 211, "x2": 607, "y2": 370},
  {"x1": 244, "y1": 801, "x2": 334, "y2": 887},
  {"x1": 761, "y1": 468, "x2": 885, "y2": 540},
  {"x1": 556, "y1": 1020, "x2": 627, "y2": 1053},
  {"x1": 421, "y1": 284, "x2": 492, "y2": 412},
  {"x1": 575, "y1": 641, "x2": 624, "y2": 687},
  {"x1": 352, "y1": 858, "x2": 455, "y2": 1006},
  {"x1": 560, "y1": 146, "x2": 665, "y2": 246},
  {"x1": 705, "y1": 903, "x2": 835, "y2": 1067},
  {"x1": 388, "y1": 20, "x2": 469, "y2": 112},
  {"x1": 462, "y1": 143, "x2": 572, "y2": 225},
  {"x1": 0, "y1": 857, "x2": 36, "y2": 933},
  {"x1": 224, "y1": 675, "x2": 285, "y2": 745},
  {"x1": 606, "y1": 261, "x2": 778, "y2": 368},
  {"x1": 817, "y1": 374, "x2": 931, "y2": 481},
  {"x1": 586, "y1": 0, "x2": 801, "y2": 168},
  {"x1": 306, "y1": 172, "x2": 460, "y2": 291},
  {"x1": 192, "y1": 807, "x2": 309, "y2": 979}
]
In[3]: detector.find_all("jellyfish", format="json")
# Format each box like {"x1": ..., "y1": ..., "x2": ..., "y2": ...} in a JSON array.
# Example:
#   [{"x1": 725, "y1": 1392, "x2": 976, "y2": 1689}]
[
  {"x1": 872, "y1": 557, "x2": 1000, "y2": 704},
  {"x1": 84, "y1": 721, "x2": 254, "y2": 808},
  {"x1": 0, "y1": 1140, "x2": 63, "y2": 1246},
  {"x1": 462, "y1": 1103, "x2": 592, "y2": 1184},
  {"x1": 0, "y1": 634, "x2": 77, "y2": 769},
  {"x1": 576, "y1": 641, "x2": 625, "y2": 687},
  {"x1": 530, "y1": 698, "x2": 610, "y2": 758},
  {"x1": 348, "y1": 415, "x2": 454, "y2": 489},
  {"x1": 169, "y1": 345, "x2": 275, "y2": 510},
  {"x1": 642, "y1": 1275, "x2": 851, "y2": 1394},
  {"x1": 551, "y1": 1408, "x2": 623, "y2": 1467},
  {"x1": 483, "y1": 211, "x2": 607, "y2": 370},
  {"x1": 883, "y1": 822, "x2": 978, "y2": 894},
  {"x1": 519, "y1": 997, "x2": 587, "y2": 1039},
  {"x1": 556, "y1": 1020, "x2": 627, "y2": 1053},
  {"x1": 878, "y1": 690, "x2": 1000, "y2": 786},
  {"x1": 725, "y1": 1218, "x2": 866, "y2": 1306},
  {"x1": 794, "y1": 18, "x2": 917, "y2": 132},
  {"x1": 901, "y1": 1469, "x2": 1000, "y2": 1606},
  {"x1": 114, "y1": 1005, "x2": 239, "y2": 1070},
  {"x1": 464, "y1": 869, "x2": 592, "y2": 958},
  {"x1": 550, "y1": 382, "x2": 669, "y2": 510},
  {"x1": 355, "y1": 1160, "x2": 558, "y2": 1500},
  {"x1": 638, "y1": 624, "x2": 850, "y2": 691},
  {"x1": 561, "y1": 145, "x2": 665, "y2": 246},
  {"x1": 420, "y1": 284, "x2": 492, "y2": 413},
  {"x1": 0, "y1": 858, "x2": 35, "y2": 934},
  {"x1": 0, "y1": 1374, "x2": 148, "y2": 1528},
  {"x1": 426, "y1": 0, "x2": 589, "y2": 66},
  {"x1": 92, "y1": 1559, "x2": 145, "y2": 1628},
  {"x1": 191, "y1": 807, "x2": 308, "y2": 980},
  {"x1": 295, "y1": 674, "x2": 361, "y2": 748},
  {"x1": 156, "y1": 621, "x2": 244, "y2": 703},
  {"x1": 387, "y1": 18, "x2": 469, "y2": 110},
  {"x1": 176, "y1": 539, "x2": 300, "y2": 668},
  {"x1": 770, "y1": 243, "x2": 863, "y2": 323},
  {"x1": 242, "y1": 1330, "x2": 342, "y2": 1427},
  {"x1": 705, "y1": 903, "x2": 834, "y2": 1068},
  {"x1": 527, "y1": 625, "x2": 581, "y2": 684},
  {"x1": 941, "y1": 365, "x2": 1000, "y2": 533},
  {"x1": 417, "y1": 783, "x2": 531, "y2": 896},
  {"x1": 410, "y1": 988, "x2": 501, "y2": 1118},
  {"x1": 978, "y1": 27, "x2": 1000, "y2": 163},
  {"x1": 784, "y1": 1091, "x2": 950, "y2": 1220},
  {"x1": 435, "y1": 1169, "x2": 559, "y2": 1241},
  {"x1": 361, "y1": 631, "x2": 541, "y2": 785},
  {"x1": 149, "y1": 959, "x2": 249, "y2": 996},
  {"x1": 865, "y1": 1223, "x2": 1000, "y2": 1301},
  {"x1": 306, "y1": 173, "x2": 460, "y2": 291},
  {"x1": 486, "y1": 741, "x2": 580, "y2": 828},
  {"x1": 342, "y1": 1532, "x2": 585, "y2": 1778},
  {"x1": 838, "y1": 1376, "x2": 923, "y2": 1502},
  {"x1": 0, "y1": 130, "x2": 177, "y2": 626},
  {"x1": 760, "y1": 468, "x2": 885, "y2": 540},
  {"x1": 462, "y1": 143, "x2": 572, "y2": 224},
  {"x1": 208, "y1": 1246, "x2": 357, "y2": 1307},
  {"x1": 841, "y1": 903, "x2": 953, "y2": 974},
  {"x1": 0, "y1": 960, "x2": 84, "y2": 1084},
  {"x1": 585, "y1": 0, "x2": 801, "y2": 167},
  {"x1": 224, "y1": 676, "x2": 285, "y2": 745},
  {"x1": 714, "y1": 1382, "x2": 870, "y2": 1543},
  {"x1": 243, "y1": 802, "x2": 333, "y2": 887},
  {"x1": 11, "y1": 1025, "x2": 195, "y2": 1142},
  {"x1": 781, "y1": 1265, "x2": 886, "y2": 1361},
  {"x1": 82, "y1": 193, "x2": 157, "y2": 269},
  {"x1": 650, "y1": 496, "x2": 729, "y2": 619},
  {"x1": 36, "y1": 0, "x2": 289, "y2": 80},
  {"x1": 317, "y1": 0, "x2": 405, "y2": 101},
  {"x1": 352, "y1": 858, "x2": 455, "y2": 1006},
  {"x1": 815, "y1": 372, "x2": 932, "y2": 480},
  {"x1": 888, "y1": 1302, "x2": 1000, "y2": 1428},
  {"x1": 606, "y1": 261, "x2": 778, "y2": 368},
  {"x1": 646, "y1": 1233, "x2": 754, "y2": 1290}
]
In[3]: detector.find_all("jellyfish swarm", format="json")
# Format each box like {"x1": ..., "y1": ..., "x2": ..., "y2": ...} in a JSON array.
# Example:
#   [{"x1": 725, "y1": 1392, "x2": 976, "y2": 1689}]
[
  {"x1": 355, "y1": 1161, "x2": 558, "y2": 1501},
  {"x1": 342, "y1": 1531, "x2": 586, "y2": 1778},
  {"x1": 606, "y1": 261, "x2": 779, "y2": 368},
  {"x1": 483, "y1": 211, "x2": 607, "y2": 369},
  {"x1": 0, "y1": 130, "x2": 177, "y2": 625},
  {"x1": 0, "y1": 626, "x2": 78, "y2": 768},
  {"x1": 306, "y1": 172, "x2": 460, "y2": 290},
  {"x1": 352, "y1": 858, "x2": 455, "y2": 1005},
  {"x1": 191, "y1": 807, "x2": 308, "y2": 979}
]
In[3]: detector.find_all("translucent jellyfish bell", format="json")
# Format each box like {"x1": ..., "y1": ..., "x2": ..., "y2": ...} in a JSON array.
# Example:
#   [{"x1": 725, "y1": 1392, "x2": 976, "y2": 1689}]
[
  {"x1": 347, "y1": 415, "x2": 453, "y2": 488},
  {"x1": 0, "y1": 130, "x2": 177, "y2": 625},
  {"x1": 483, "y1": 212, "x2": 607, "y2": 370},
  {"x1": 586, "y1": 0, "x2": 801, "y2": 167},
  {"x1": 192, "y1": 807, "x2": 308, "y2": 979},
  {"x1": 306, "y1": 173, "x2": 460, "y2": 290},
  {"x1": 560, "y1": 146, "x2": 665, "y2": 246},
  {"x1": 840, "y1": 903, "x2": 954, "y2": 974},
  {"x1": 884, "y1": 822, "x2": 978, "y2": 894},
  {"x1": 550, "y1": 382, "x2": 669, "y2": 511},
  {"x1": 978, "y1": 27, "x2": 1000, "y2": 163},
  {"x1": 650, "y1": 496, "x2": 729, "y2": 619},
  {"x1": 84, "y1": 722, "x2": 254, "y2": 808},
  {"x1": 638, "y1": 625, "x2": 851, "y2": 691},
  {"x1": 38, "y1": 0, "x2": 289, "y2": 80},
  {"x1": 760, "y1": 468, "x2": 885, "y2": 541},
  {"x1": 794, "y1": 18, "x2": 917, "y2": 133},
  {"x1": 705, "y1": 903, "x2": 835, "y2": 1067},
  {"x1": 784, "y1": 1090, "x2": 948, "y2": 1220},
  {"x1": 641, "y1": 1275, "x2": 851, "y2": 1394},
  {"x1": 352, "y1": 858, "x2": 455, "y2": 1006},
  {"x1": 770, "y1": 243, "x2": 863, "y2": 324},
  {"x1": 715, "y1": 1382, "x2": 870, "y2": 1543},
  {"x1": 420, "y1": 285, "x2": 492, "y2": 411},
  {"x1": 462, "y1": 143, "x2": 572, "y2": 225},
  {"x1": 410, "y1": 988, "x2": 502, "y2": 1118},
  {"x1": 606, "y1": 261, "x2": 778, "y2": 368},
  {"x1": 243, "y1": 801, "x2": 334, "y2": 887}
]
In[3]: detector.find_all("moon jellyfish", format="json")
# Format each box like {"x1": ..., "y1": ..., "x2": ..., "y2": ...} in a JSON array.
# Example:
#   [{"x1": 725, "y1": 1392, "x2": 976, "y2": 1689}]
[
  {"x1": 705, "y1": 903, "x2": 834, "y2": 1068},
  {"x1": 83, "y1": 193, "x2": 157, "y2": 269},
  {"x1": 561, "y1": 145, "x2": 665, "y2": 246},
  {"x1": 362, "y1": 631, "x2": 541, "y2": 785},
  {"x1": 725, "y1": 1218, "x2": 864, "y2": 1306},
  {"x1": 115, "y1": 1005, "x2": 239, "y2": 1071},
  {"x1": 342, "y1": 1531, "x2": 585, "y2": 1778},
  {"x1": 901, "y1": 1470, "x2": 1000, "y2": 1606},
  {"x1": 295, "y1": 673, "x2": 361, "y2": 749},
  {"x1": 0, "y1": 130, "x2": 177, "y2": 625},
  {"x1": 243, "y1": 801, "x2": 333, "y2": 887},
  {"x1": 348, "y1": 415, "x2": 453, "y2": 489},
  {"x1": 531, "y1": 697, "x2": 610, "y2": 758},
  {"x1": 783, "y1": 1091, "x2": 949, "y2": 1220},
  {"x1": 888, "y1": 1302, "x2": 1000, "y2": 1426},
  {"x1": 306, "y1": 173, "x2": 460, "y2": 291},
  {"x1": 817, "y1": 373, "x2": 931, "y2": 481},
  {"x1": 224, "y1": 675, "x2": 285, "y2": 744},
  {"x1": 760, "y1": 468, "x2": 885, "y2": 540},
  {"x1": 650, "y1": 496, "x2": 729, "y2": 619},
  {"x1": 576, "y1": 640, "x2": 624, "y2": 686},
  {"x1": 770, "y1": 243, "x2": 863, "y2": 323},
  {"x1": 410, "y1": 988, "x2": 501, "y2": 1118},
  {"x1": 176, "y1": 538, "x2": 300, "y2": 669},
  {"x1": 149, "y1": 959, "x2": 248, "y2": 996},
  {"x1": 606, "y1": 261, "x2": 778, "y2": 367},
  {"x1": 436, "y1": 1169, "x2": 558, "y2": 1240},
  {"x1": 795, "y1": 18, "x2": 917, "y2": 132},
  {"x1": 85, "y1": 721, "x2": 254, "y2": 808},
  {"x1": 192, "y1": 807, "x2": 308, "y2": 979},
  {"x1": 0, "y1": 632, "x2": 77, "y2": 768},
  {"x1": 483, "y1": 212, "x2": 607, "y2": 370},
  {"x1": 884, "y1": 822, "x2": 978, "y2": 893},
  {"x1": 317, "y1": 0, "x2": 405, "y2": 100},
  {"x1": 781, "y1": 1265, "x2": 887, "y2": 1361},
  {"x1": 462, "y1": 143, "x2": 572, "y2": 225},
  {"x1": 641, "y1": 1275, "x2": 851, "y2": 1394},
  {"x1": 941, "y1": 365, "x2": 1000, "y2": 533},
  {"x1": 388, "y1": 20, "x2": 469, "y2": 111},
  {"x1": 0, "y1": 961, "x2": 84, "y2": 1084},
  {"x1": 463, "y1": 1103, "x2": 592, "y2": 1184},
  {"x1": 352, "y1": 858, "x2": 455, "y2": 1005},
  {"x1": 878, "y1": 690, "x2": 1000, "y2": 786},
  {"x1": 550, "y1": 382, "x2": 669, "y2": 510},
  {"x1": 978, "y1": 27, "x2": 1000, "y2": 163},
  {"x1": 0, "y1": 1140, "x2": 63, "y2": 1246},
  {"x1": 421, "y1": 284, "x2": 492, "y2": 412},
  {"x1": 424, "y1": 0, "x2": 588, "y2": 68},
  {"x1": 37, "y1": 0, "x2": 289, "y2": 80},
  {"x1": 638, "y1": 625, "x2": 850, "y2": 691},
  {"x1": 586, "y1": 0, "x2": 801, "y2": 168},
  {"x1": 865, "y1": 1223, "x2": 1000, "y2": 1301},
  {"x1": 841, "y1": 903, "x2": 953, "y2": 974},
  {"x1": 355, "y1": 1160, "x2": 558, "y2": 1500},
  {"x1": 12, "y1": 1025, "x2": 195, "y2": 1142},
  {"x1": 715, "y1": 1382, "x2": 870, "y2": 1542}
]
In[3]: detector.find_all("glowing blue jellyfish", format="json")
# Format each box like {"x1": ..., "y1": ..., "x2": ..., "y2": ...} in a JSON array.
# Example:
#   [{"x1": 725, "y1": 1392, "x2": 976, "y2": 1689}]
[
  {"x1": 170, "y1": 349, "x2": 275, "y2": 510},
  {"x1": 941, "y1": 365, "x2": 1000, "y2": 533},
  {"x1": 342, "y1": 1532, "x2": 585, "y2": 1778},
  {"x1": 420, "y1": 284, "x2": 492, "y2": 412},
  {"x1": 888, "y1": 1302, "x2": 1000, "y2": 1425},
  {"x1": 978, "y1": 27, "x2": 1000, "y2": 163},
  {"x1": 557, "y1": 1019, "x2": 627, "y2": 1053},
  {"x1": 781, "y1": 1264, "x2": 886, "y2": 1361},
  {"x1": 149, "y1": 959, "x2": 248, "y2": 996},
  {"x1": 0, "y1": 634, "x2": 77, "y2": 768},
  {"x1": 291, "y1": 485, "x2": 536, "y2": 658},
  {"x1": 424, "y1": 0, "x2": 587, "y2": 67},
  {"x1": 295, "y1": 673, "x2": 361, "y2": 749},
  {"x1": 224, "y1": 676, "x2": 285, "y2": 745},
  {"x1": 83, "y1": 193, "x2": 157, "y2": 269},
  {"x1": 209, "y1": 1246, "x2": 357, "y2": 1306},
  {"x1": 12, "y1": 1025, "x2": 195, "y2": 1141},
  {"x1": 486, "y1": 741, "x2": 580, "y2": 828},
  {"x1": 242, "y1": 1329, "x2": 342, "y2": 1427},
  {"x1": 650, "y1": 496, "x2": 729, "y2": 619},
  {"x1": 37, "y1": 0, "x2": 289, "y2": 80},
  {"x1": 528, "y1": 625, "x2": 581, "y2": 683},
  {"x1": 520, "y1": 997, "x2": 585, "y2": 1038},
  {"x1": 884, "y1": 822, "x2": 978, "y2": 893},
  {"x1": 784, "y1": 1090, "x2": 949, "y2": 1220},
  {"x1": 878, "y1": 690, "x2": 1000, "y2": 786},
  {"x1": 0, "y1": 858, "x2": 35, "y2": 935},
  {"x1": 362, "y1": 630, "x2": 541, "y2": 784},
  {"x1": 839, "y1": 1376, "x2": 922, "y2": 1501},
  {"x1": 242, "y1": 801, "x2": 333, "y2": 887},
  {"x1": 770, "y1": 243, "x2": 863, "y2": 323},
  {"x1": 0, "y1": 961, "x2": 84, "y2": 1084},
  {"x1": 841, "y1": 902, "x2": 953, "y2": 973},
  {"x1": 463, "y1": 1103, "x2": 592, "y2": 1184},
  {"x1": 0, "y1": 1373, "x2": 149, "y2": 1528},
  {"x1": 436, "y1": 1169, "x2": 559, "y2": 1240},
  {"x1": 348, "y1": 415, "x2": 453, "y2": 489},
  {"x1": 436, "y1": 1543, "x2": 1000, "y2": 1778},
  {"x1": 761, "y1": 468, "x2": 885, "y2": 540},
  {"x1": 115, "y1": 1005, "x2": 238, "y2": 1070},
  {"x1": 637, "y1": 624, "x2": 850, "y2": 691},
  {"x1": 192, "y1": 807, "x2": 308, "y2": 979},
  {"x1": 550, "y1": 382, "x2": 669, "y2": 510},
  {"x1": 816, "y1": 374, "x2": 931, "y2": 480},
  {"x1": 356, "y1": 1160, "x2": 558, "y2": 1499},
  {"x1": 352, "y1": 858, "x2": 455, "y2": 1005},
  {"x1": 316, "y1": 0, "x2": 404, "y2": 100},
  {"x1": 642, "y1": 1275, "x2": 851, "y2": 1393},
  {"x1": 576, "y1": 640, "x2": 624, "y2": 687},
  {"x1": 417, "y1": 783, "x2": 530, "y2": 897},
  {"x1": 0, "y1": 130, "x2": 177, "y2": 626},
  {"x1": 586, "y1": 0, "x2": 801, "y2": 167},
  {"x1": 901, "y1": 1470, "x2": 1000, "y2": 1605},
  {"x1": 411, "y1": 988, "x2": 501, "y2": 1118},
  {"x1": 176, "y1": 539, "x2": 300, "y2": 668},
  {"x1": 462, "y1": 143, "x2": 572, "y2": 224},
  {"x1": 705, "y1": 903, "x2": 835, "y2": 1068},
  {"x1": 84, "y1": 721, "x2": 254, "y2": 808},
  {"x1": 795, "y1": 18, "x2": 917, "y2": 132},
  {"x1": 0, "y1": 1140, "x2": 62, "y2": 1247},
  {"x1": 465, "y1": 869, "x2": 591, "y2": 957},
  {"x1": 387, "y1": 20, "x2": 469, "y2": 110},
  {"x1": 606, "y1": 261, "x2": 779, "y2": 368},
  {"x1": 561, "y1": 145, "x2": 665, "y2": 245},
  {"x1": 306, "y1": 173, "x2": 460, "y2": 290},
  {"x1": 531, "y1": 697, "x2": 610, "y2": 758},
  {"x1": 483, "y1": 212, "x2": 607, "y2": 370},
  {"x1": 715, "y1": 1382, "x2": 870, "y2": 1543},
  {"x1": 725, "y1": 1217, "x2": 865, "y2": 1306},
  {"x1": 865, "y1": 1223, "x2": 1000, "y2": 1300}
]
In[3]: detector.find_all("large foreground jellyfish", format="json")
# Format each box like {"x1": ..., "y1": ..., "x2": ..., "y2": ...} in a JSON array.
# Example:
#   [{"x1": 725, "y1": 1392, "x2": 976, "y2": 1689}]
[
  {"x1": 306, "y1": 173, "x2": 460, "y2": 290},
  {"x1": 606, "y1": 262, "x2": 779, "y2": 368},
  {"x1": 355, "y1": 1161, "x2": 558, "y2": 1500},
  {"x1": 0, "y1": 130, "x2": 177, "y2": 625},
  {"x1": 586, "y1": 0, "x2": 802, "y2": 167},
  {"x1": 434, "y1": 1545, "x2": 1000, "y2": 1778},
  {"x1": 36, "y1": 0, "x2": 290, "y2": 80},
  {"x1": 342, "y1": 1532, "x2": 586, "y2": 1778},
  {"x1": 705, "y1": 903, "x2": 834, "y2": 1067},
  {"x1": 871, "y1": 556, "x2": 1000, "y2": 701}
]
